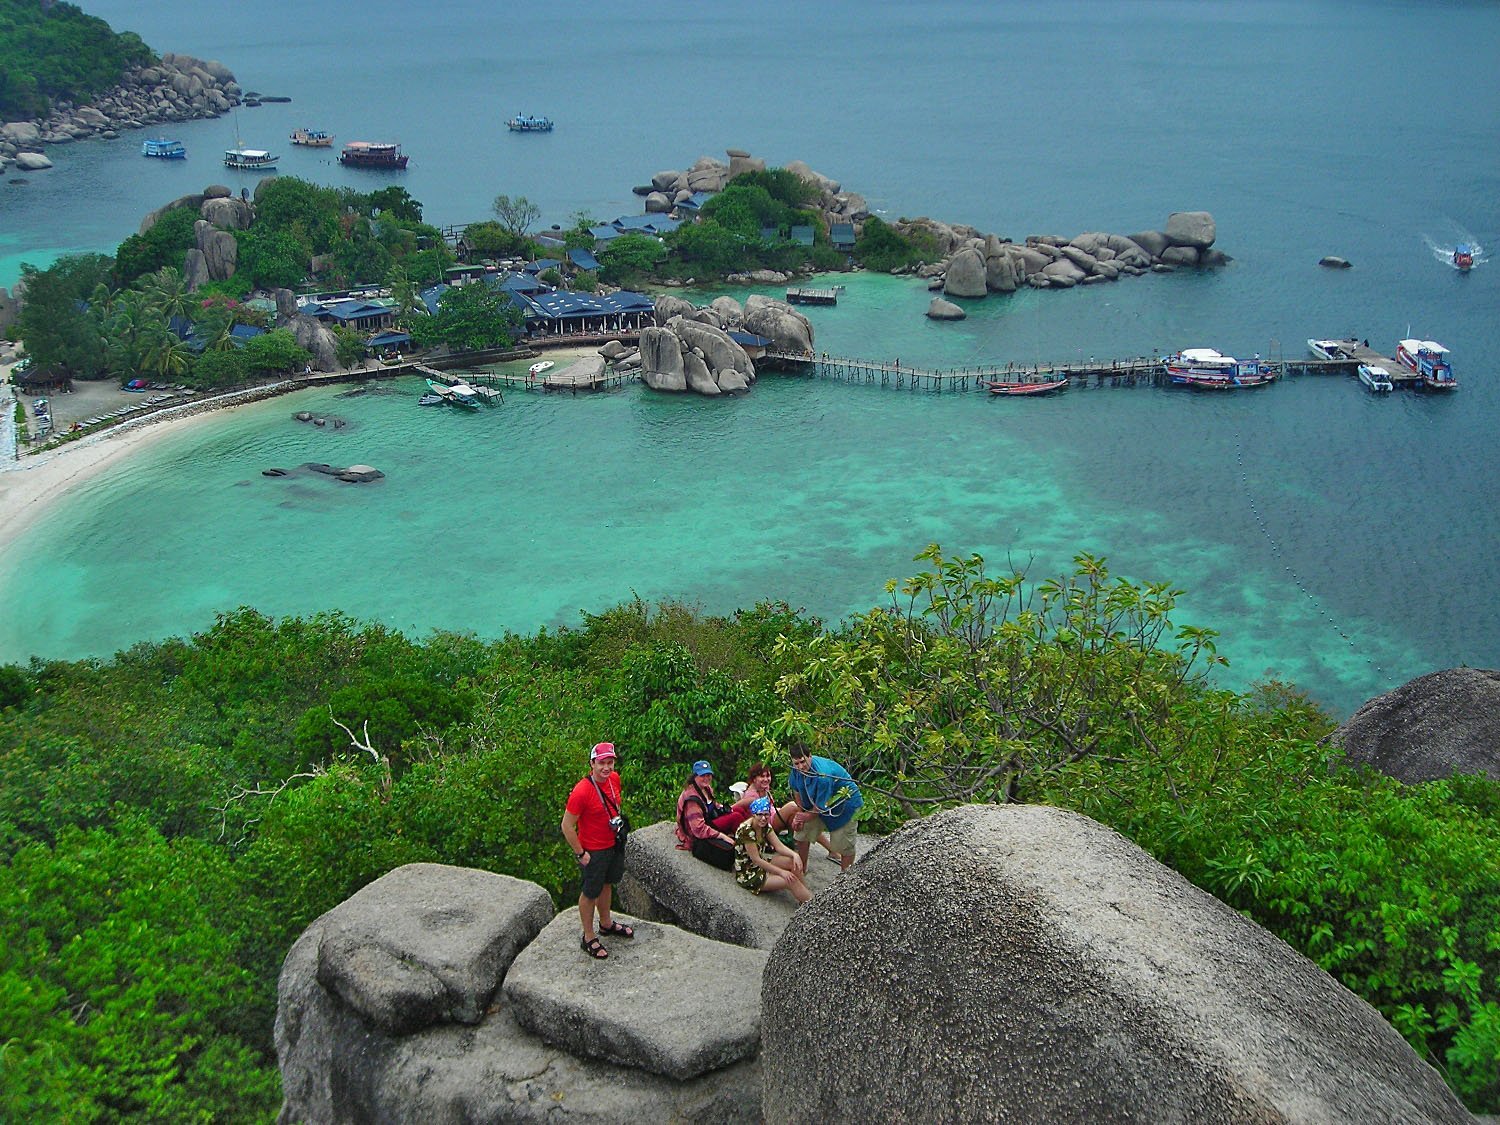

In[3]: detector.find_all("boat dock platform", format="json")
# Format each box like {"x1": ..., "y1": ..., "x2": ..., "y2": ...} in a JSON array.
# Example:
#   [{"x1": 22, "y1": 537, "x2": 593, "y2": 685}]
[
  {"x1": 414, "y1": 365, "x2": 503, "y2": 404},
  {"x1": 444, "y1": 365, "x2": 635, "y2": 394},
  {"x1": 1294, "y1": 339, "x2": 1421, "y2": 386},
  {"x1": 786, "y1": 287, "x2": 838, "y2": 306}
]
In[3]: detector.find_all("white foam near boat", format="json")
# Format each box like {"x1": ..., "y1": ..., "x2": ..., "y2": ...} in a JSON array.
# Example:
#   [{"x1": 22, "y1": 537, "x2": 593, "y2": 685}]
[{"x1": 1357, "y1": 364, "x2": 1394, "y2": 392}]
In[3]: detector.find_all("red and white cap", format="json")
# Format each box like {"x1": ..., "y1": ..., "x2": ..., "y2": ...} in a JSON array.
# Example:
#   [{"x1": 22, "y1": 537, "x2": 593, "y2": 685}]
[{"x1": 590, "y1": 742, "x2": 617, "y2": 762}]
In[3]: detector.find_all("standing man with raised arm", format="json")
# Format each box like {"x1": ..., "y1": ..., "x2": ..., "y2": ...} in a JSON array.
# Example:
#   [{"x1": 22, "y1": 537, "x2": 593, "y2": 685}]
[
  {"x1": 788, "y1": 746, "x2": 864, "y2": 873},
  {"x1": 561, "y1": 741, "x2": 634, "y2": 960}
]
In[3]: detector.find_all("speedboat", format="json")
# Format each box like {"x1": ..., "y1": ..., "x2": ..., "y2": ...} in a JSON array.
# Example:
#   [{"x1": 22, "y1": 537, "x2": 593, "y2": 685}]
[
  {"x1": 1396, "y1": 339, "x2": 1456, "y2": 390},
  {"x1": 1357, "y1": 364, "x2": 1393, "y2": 393},
  {"x1": 528, "y1": 360, "x2": 554, "y2": 377},
  {"x1": 1308, "y1": 338, "x2": 1353, "y2": 360},
  {"x1": 1454, "y1": 245, "x2": 1474, "y2": 271}
]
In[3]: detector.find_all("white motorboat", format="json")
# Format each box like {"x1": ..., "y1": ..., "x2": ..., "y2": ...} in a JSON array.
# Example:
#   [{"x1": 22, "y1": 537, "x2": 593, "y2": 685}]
[
  {"x1": 1308, "y1": 338, "x2": 1354, "y2": 360},
  {"x1": 1357, "y1": 364, "x2": 1393, "y2": 393}
]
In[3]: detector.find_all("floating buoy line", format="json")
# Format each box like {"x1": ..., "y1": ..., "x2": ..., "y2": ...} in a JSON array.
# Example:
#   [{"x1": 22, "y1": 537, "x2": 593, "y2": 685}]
[{"x1": 1234, "y1": 433, "x2": 1387, "y2": 683}]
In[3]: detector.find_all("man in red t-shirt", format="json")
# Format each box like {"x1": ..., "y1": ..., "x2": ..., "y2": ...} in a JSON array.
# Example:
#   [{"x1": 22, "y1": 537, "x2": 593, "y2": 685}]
[{"x1": 561, "y1": 741, "x2": 635, "y2": 960}]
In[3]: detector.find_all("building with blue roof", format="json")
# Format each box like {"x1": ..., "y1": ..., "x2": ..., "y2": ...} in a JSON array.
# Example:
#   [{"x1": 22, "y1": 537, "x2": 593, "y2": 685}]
[{"x1": 567, "y1": 248, "x2": 601, "y2": 273}]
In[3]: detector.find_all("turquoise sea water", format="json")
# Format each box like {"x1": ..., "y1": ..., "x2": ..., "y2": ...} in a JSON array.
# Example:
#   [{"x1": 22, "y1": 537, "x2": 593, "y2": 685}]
[{"x1": 1, "y1": 2, "x2": 1497, "y2": 718}]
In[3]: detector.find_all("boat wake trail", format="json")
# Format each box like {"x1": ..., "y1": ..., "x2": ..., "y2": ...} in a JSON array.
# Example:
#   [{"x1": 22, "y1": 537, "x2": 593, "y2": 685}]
[
  {"x1": 1235, "y1": 432, "x2": 1386, "y2": 684},
  {"x1": 1421, "y1": 230, "x2": 1487, "y2": 270}
]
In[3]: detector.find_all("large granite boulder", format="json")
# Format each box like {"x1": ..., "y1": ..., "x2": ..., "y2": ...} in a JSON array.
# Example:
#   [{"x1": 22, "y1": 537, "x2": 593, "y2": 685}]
[
  {"x1": 200, "y1": 195, "x2": 253, "y2": 230},
  {"x1": 276, "y1": 868, "x2": 760, "y2": 1124},
  {"x1": 311, "y1": 863, "x2": 552, "y2": 1035},
  {"x1": 672, "y1": 318, "x2": 755, "y2": 383},
  {"x1": 709, "y1": 295, "x2": 743, "y2": 327},
  {"x1": 742, "y1": 295, "x2": 813, "y2": 355},
  {"x1": 182, "y1": 248, "x2": 210, "y2": 292},
  {"x1": 1, "y1": 121, "x2": 41, "y2": 147},
  {"x1": 1161, "y1": 245, "x2": 1200, "y2": 267},
  {"x1": 1165, "y1": 210, "x2": 1217, "y2": 249},
  {"x1": 1128, "y1": 229, "x2": 1170, "y2": 257},
  {"x1": 927, "y1": 297, "x2": 966, "y2": 320},
  {"x1": 1328, "y1": 667, "x2": 1500, "y2": 783},
  {"x1": 13, "y1": 152, "x2": 53, "y2": 171},
  {"x1": 504, "y1": 913, "x2": 766, "y2": 1080},
  {"x1": 654, "y1": 294, "x2": 697, "y2": 324},
  {"x1": 761, "y1": 805, "x2": 1470, "y2": 1123},
  {"x1": 201, "y1": 227, "x2": 239, "y2": 281},
  {"x1": 291, "y1": 315, "x2": 339, "y2": 372},
  {"x1": 638, "y1": 326, "x2": 688, "y2": 392},
  {"x1": 942, "y1": 246, "x2": 988, "y2": 298},
  {"x1": 618, "y1": 820, "x2": 857, "y2": 950},
  {"x1": 140, "y1": 194, "x2": 206, "y2": 234},
  {"x1": 985, "y1": 251, "x2": 1019, "y2": 292}
]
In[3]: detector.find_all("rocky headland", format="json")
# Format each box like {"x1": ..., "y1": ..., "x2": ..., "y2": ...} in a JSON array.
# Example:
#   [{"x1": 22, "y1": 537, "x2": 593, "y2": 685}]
[{"x1": 0, "y1": 53, "x2": 241, "y2": 175}]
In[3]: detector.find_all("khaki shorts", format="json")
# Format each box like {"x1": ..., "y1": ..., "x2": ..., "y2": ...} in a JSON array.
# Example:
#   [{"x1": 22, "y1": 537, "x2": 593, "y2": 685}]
[{"x1": 794, "y1": 814, "x2": 857, "y2": 858}]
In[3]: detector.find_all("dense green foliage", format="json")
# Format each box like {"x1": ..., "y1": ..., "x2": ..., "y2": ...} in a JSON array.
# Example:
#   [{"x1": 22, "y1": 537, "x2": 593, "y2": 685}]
[
  {"x1": 15, "y1": 253, "x2": 112, "y2": 378},
  {"x1": 112, "y1": 206, "x2": 201, "y2": 289},
  {"x1": 0, "y1": 549, "x2": 1496, "y2": 1115},
  {"x1": 0, "y1": 0, "x2": 153, "y2": 120},
  {"x1": 855, "y1": 215, "x2": 940, "y2": 273},
  {"x1": 408, "y1": 280, "x2": 522, "y2": 352}
]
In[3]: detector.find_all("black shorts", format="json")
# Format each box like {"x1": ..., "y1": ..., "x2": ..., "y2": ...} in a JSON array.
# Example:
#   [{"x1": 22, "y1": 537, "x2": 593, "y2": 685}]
[{"x1": 580, "y1": 843, "x2": 625, "y2": 898}]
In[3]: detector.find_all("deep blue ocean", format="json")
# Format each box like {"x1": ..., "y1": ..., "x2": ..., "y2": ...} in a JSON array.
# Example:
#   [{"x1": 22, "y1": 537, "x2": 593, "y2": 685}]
[{"x1": 1, "y1": 0, "x2": 1497, "y2": 718}]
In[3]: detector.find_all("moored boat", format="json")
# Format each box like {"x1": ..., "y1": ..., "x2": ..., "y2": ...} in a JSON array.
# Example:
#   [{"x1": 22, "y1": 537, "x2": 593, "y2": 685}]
[
  {"x1": 528, "y1": 360, "x2": 554, "y2": 377},
  {"x1": 1162, "y1": 348, "x2": 1277, "y2": 389},
  {"x1": 506, "y1": 113, "x2": 553, "y2": 132},
  {"x1": 224, "y1": 145, "x2": 278, "y2": 170},
  {"x1": 1307, "y1": 338, "x2": 1355, "y2": 360},
  {"x1": 1396, "y1": 339, "x2": 1456, "y2": 390},
  {"x1": 986, "y1": 377, "x2": 1069, "y2": 397},
  {"x1": 1357, "y1": 364, "x2": 1394, "y2": 393},
  {"x1": 339, "y1": 141, "x2": 408, "y2": 169},
  {"x1": 142, "y1": 137, "x2": 186, "y2": 159},
  {"x1": 290, "y1": 127, "x2": 334, "y2": 147}
]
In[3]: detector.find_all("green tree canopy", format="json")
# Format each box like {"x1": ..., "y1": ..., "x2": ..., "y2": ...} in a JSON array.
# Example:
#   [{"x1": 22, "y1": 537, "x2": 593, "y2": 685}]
[
  {"x1": 16, "y1": 253, "x2": 113, "y2": 378},
  {"x1": 0, "y1": 0, "x2": 154, "y2": 119},
  {"x1": 111, "y1": 205, "x2": 199, "y2": 288},
  {"x1": 408, "y1": 281, "x2": 522, "y2": 352},
  {"x1": 491, "y1": 194, "x2": 541, "y2": 241}
]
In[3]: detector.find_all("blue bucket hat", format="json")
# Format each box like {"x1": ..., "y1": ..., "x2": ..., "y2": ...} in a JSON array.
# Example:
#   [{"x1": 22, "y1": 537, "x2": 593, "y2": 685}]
[
  {"x1": 691, "y1": 760, "x2": 714, "y2": 777},
  {"x1": 749, "y1": 796, "x2": 772, "y2": 815}
]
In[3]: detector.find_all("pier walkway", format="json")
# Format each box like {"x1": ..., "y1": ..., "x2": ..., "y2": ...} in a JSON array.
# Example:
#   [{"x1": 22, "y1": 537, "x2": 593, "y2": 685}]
[{"x1": 765, "y1": 350, "x2": 1380, "y2": 391}]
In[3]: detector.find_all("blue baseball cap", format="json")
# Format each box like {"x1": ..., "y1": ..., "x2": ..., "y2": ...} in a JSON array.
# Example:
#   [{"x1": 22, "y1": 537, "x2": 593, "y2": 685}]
[{"x1": 691, "y1": 760, "x2": 714, "y2": 777}]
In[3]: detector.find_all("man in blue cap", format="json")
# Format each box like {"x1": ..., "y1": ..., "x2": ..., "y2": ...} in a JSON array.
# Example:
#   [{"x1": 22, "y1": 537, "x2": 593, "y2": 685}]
[{"x1": 788, "y1": 746, "x2": 863, "y2": 872}]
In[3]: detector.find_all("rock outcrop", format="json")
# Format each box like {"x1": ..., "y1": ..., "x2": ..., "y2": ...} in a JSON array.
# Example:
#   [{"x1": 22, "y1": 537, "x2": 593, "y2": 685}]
[
  {"x1": 926, "y1": 297, "x2": 966, "y2": 320},
  {"x1": 741, "y1": 295, "x2": 813, "y2": 355},
  {"x1": 638, "y1": 299, "x2": 762, "y2": 396},
  {"x1": 276, "y1": 861, "x2": 763, "y2": 1123},
  {"x1": 1327, "y1": 667, "x2": 1500, "y2": 783},
  {"x1": 0, "y1": 54, "x2": 240, "y2": 173},
  {"x1": 760, "y1": 805, "x2": 1470, "y2": 1123},
  {"x1": 504, "y1": 913, "x2": 766, "y2": 1080}
]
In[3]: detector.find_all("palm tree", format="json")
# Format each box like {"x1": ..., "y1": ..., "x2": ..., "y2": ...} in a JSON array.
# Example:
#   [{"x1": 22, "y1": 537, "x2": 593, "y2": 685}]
[
  {"x1": 106, "y1": 290, "x2": 153, "y2": 378},
  {"x1": 142, "y1": 266, "x2": 192, "y2": 323},
  {"x1": 139, "y1": 323, "x2": 194, "y2": 380},
  {"x1": 388, "y1": 266, "x2": 420, "y2": 328}
]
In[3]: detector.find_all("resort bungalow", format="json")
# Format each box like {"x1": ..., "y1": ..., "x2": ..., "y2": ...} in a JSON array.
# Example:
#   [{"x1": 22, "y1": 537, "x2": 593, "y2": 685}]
[
  {"x1": 728, "y1": 330, "x2": 774, "y2": 362},
  {"x1": 566, "y1": 248, "x2": 601, "y2": 274},
  {"x1": 830, "y1": 222, "x2": 856, "y2": 254},
  {"x1": 516, "y1": 288, "x2": 656, "y2": 337},
  {"x1": 318, "y1": 299, "x2": 395, "y2": 333},
  {"x1": 523, "y1": 258, "x2": 564, "y2": 277},
  {"x1": 789, "y1": 224, "x2": 815, "y2": 248},
  {"x1": 365, "y1": 329, "x2": 412, "y2": 356}
]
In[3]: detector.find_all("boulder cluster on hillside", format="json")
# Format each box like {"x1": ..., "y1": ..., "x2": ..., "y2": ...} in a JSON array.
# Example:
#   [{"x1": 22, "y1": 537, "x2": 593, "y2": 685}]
[
  {"x1": 0, "y1": 54, "x2": 241, "y2": 175},
  {"x1": 636, "y1": 149, "x2": 870, "y2": 234}
]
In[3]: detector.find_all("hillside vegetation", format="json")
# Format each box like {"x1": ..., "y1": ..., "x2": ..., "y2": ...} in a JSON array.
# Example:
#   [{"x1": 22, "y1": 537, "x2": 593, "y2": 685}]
[
  {"x1": 0, "y1": 548, "x2": 1496, "y2": 1117},
  {"x1": 0, "y1": 0, "x2": 153, "y2": 120}
]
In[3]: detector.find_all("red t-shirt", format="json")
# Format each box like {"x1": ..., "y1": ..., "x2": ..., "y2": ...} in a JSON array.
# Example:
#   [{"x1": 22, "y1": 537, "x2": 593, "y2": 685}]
[{"x1": 566, "y1": 773, "x2": 622, "y2": 851}]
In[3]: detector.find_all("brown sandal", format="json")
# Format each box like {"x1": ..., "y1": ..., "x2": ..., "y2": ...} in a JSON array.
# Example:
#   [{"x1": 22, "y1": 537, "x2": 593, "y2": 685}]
[{"x1": 581, "y1": 935, "x2": 609, "y2": 959}]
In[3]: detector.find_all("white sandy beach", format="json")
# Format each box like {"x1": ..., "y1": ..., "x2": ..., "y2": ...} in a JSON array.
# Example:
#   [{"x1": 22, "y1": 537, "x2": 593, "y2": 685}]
[{"x1": 0, "y1": 344, "x2": 604, "y2": 565}]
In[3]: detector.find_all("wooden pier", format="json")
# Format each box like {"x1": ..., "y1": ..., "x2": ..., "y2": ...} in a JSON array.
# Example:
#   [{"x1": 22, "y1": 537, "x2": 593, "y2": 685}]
[
  {"x1": 764, "y1": 350, "x2": 1402, "y2": 392},
  {"x1": 785, "y1": 287, "x2": 838, "y2": 306}
]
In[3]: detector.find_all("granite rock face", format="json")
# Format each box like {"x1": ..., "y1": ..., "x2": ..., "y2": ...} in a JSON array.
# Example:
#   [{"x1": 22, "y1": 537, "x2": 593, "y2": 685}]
[
  {"x1": 1328, "y1": 667, "x2": 1500, "y2": 783},
  {"x1": 312, "y1": 864, "x2": 552, "y2": 1035},
  {"x1": 761, "y1": 804, "x2": 1471, "y2": 1123},
  {"x1": 741, "y1": 294, "x2": 813, "y2": 354},
  {"x1": 504, "y1": 913, "x2": 767, "y2": 1080}
]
